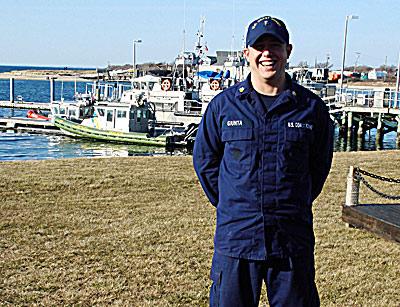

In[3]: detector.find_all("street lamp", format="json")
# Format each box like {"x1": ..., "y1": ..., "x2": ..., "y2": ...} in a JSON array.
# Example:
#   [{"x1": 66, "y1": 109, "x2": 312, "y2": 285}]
[
  {"x1": 340, "y1": 15, "x2": 359, "y2": 97},
  {"x1": 132, "y1": 39, "x2": 142, "y2": 79}
]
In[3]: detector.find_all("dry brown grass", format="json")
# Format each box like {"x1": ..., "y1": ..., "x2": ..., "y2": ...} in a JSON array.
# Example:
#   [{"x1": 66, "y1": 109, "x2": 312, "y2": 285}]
[{"x1": 0, "y1": 152, "x2": 399, "y2": 306}]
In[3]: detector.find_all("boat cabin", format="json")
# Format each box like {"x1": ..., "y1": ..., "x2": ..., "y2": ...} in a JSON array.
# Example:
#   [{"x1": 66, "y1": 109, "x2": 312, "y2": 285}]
[
  {"x1": 50, "y1": 97, "x2": 94, "y2": 122},
  {"x1": 87, "y1": 103, "x2": 155, "y2": 133}
]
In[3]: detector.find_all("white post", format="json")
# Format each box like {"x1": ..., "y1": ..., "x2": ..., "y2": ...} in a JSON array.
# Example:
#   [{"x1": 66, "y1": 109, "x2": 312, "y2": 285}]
[
  {"x1": 9, "y1": 78, "x2": 14, "y2": 103},
  {"x1": 132, "y1": 39, "x2": 142, "y2": 80},
  {"x1": 396, "y1": 116, "x2": 400, "y2": 145},
  {"x1": 395, "y1": 50, "x2": 400, "y2": 108},
  {"x1": 50, "y1": 78, "x2": 56, "y2": 103},
  {"x1": 340, "y1": 15, "x2": 359, "y2": 99},
  {"x1": 345, "y1": 166, "x2": 360, "y2": 206},
  {"x1": 74, "y1": 77, "x2": 77, "y2": 98}
]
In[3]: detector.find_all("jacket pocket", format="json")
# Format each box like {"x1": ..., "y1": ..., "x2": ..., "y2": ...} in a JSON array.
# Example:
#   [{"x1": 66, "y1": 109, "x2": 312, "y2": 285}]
[
  {"x1": 221, "y1": 128, "x2": 253, "y2": 172},
  {"x1": 283, "y1": 125, "x2": 312, "y2": 173}
]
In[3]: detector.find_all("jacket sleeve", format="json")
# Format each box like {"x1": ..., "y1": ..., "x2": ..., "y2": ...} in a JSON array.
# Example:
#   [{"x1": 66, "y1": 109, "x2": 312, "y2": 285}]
[
  {"x1": 310, "y1": 102, "x2": 334, "y2": 201},
  {"x1": 193, "y1": 102, "x2": 223, "y2": 207}
]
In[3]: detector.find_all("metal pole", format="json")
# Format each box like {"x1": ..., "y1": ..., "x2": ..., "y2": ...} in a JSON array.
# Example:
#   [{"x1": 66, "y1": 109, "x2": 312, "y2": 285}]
[
  {"x1": 340, "y1": 15, "x2": 359, "y2": 100},
  {"x1": 340, "y1": 16, "x2": 349, "y2": 99},
  {"x1": 50, "y1": 78, "x2": 55, "y2": 103},
  {"x1": 9, "y1": 78, "x2": 14, "y2": 103},
  {"x1": 132, "y1": 41, "x2": 136, "y2": 80},
  {"x1": 132, "y1": 40, "x2": 142, "y2": 80},
  {"x1": 395, "y1": 50, "x2": 400, "y2": 108}
]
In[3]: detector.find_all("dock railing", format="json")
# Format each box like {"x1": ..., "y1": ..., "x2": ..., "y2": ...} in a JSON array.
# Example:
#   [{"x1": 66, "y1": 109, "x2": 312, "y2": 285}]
[
  {"x1": 345, "y1": 166, "x2": 400, "y2": 207},
  {"x1": 337, "y1": 88, "x2": 400, "y2": 109},
  {"x1": 343, "y1": 166, "x2": 400, "y2": 243}
]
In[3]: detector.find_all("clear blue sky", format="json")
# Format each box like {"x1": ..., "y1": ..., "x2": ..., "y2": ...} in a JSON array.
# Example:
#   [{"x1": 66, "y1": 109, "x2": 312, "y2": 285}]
[{"x1": 1, "y1": 0, "x2": 399, "y2": 69}]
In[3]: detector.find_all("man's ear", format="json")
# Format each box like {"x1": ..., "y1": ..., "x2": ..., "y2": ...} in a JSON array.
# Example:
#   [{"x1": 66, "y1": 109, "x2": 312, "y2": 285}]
[
  {"x1": 286, "y1": 44, "x2": 293, "y2": 58},
  {"x1": 243, "y1": 47, "x2": 248, "y2": 55}
]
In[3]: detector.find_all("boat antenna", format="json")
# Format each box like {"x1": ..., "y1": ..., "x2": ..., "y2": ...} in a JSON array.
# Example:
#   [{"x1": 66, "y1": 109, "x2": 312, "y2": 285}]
[
  {"x1": 61, "y1": 80, "x2": 64, "y2": 102},
  {"x1": 230, "y1": 0, "x2": 236, "y2": 58},
  {"x1": 395, "y1": 49, "x2": 400, "y2": 106},
  {"x1": 74, "y1": 76, "x2": 77, "y2": 98},
  {"x1": 182, "y1": 0, "x2": 186, "y2": 91}
]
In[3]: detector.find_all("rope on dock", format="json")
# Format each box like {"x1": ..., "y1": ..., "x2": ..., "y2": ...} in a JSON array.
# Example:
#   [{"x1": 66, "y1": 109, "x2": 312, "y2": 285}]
[{"x1": 355, "y1": 167, "x2": 400, "y2": 200}]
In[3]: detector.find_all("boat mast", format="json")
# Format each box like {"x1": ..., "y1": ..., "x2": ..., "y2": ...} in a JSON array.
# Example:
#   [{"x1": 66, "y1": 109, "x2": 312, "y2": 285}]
[
  {"x1": 182, "y1": 0, "x2": 186, "y2": 91},
  {"x1": 230, "y1": 0, "x2": 236, "y2": 59},
  {"x1": 395, "y1": 50, "x2": 400, "y2": 106}
]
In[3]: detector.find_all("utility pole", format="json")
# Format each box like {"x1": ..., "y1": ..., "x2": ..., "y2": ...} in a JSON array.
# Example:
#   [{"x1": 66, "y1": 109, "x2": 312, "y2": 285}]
[
  {"x1": 395, "y1": 51, "x2": 400, "y2": 107},
  {"x1": 340, "y1": 15, "x2": 359, "y2": 97},
  {"x1": 132, "y1": 39, "x2": 142, "y2": 80},
  {"x1": 354, "y1": 52, "x2": 361, "y2": 72},
  {"x1": 384, "y1": 55, "x2": 388, "y2": 81}
]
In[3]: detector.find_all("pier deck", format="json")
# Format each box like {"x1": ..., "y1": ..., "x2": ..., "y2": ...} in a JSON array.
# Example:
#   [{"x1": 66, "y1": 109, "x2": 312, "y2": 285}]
[
  {"x1": 0, "y1": 117, "x2": 61, "y2": 134},
  {"x1": 342, "y1": 204, "x2": 400, "y2": 243},
  {"x1": 0, "y1": 101, "x2": 51, "y2": 110}
]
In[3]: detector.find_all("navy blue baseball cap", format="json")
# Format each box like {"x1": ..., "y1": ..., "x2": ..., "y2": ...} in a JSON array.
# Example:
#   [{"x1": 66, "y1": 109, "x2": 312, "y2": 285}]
[{"x1": 246, "y1": 16, "x2": 289, "y2": 47}]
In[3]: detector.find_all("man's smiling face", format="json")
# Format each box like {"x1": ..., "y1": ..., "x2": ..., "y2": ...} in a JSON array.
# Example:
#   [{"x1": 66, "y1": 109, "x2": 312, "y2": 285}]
[{"x1": 244, "y1": 35, "x2": 292, "y2": 86}]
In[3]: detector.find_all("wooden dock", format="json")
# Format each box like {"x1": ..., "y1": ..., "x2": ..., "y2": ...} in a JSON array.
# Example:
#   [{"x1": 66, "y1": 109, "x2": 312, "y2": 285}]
[
  {"x1": 0, "y1": 101, "x2": 51, "y2": 110},
  {"x1": 343, "y1": 166, "x2": 400, "y2": 243},
  {"x1": 0, "y1": 117, "x2": 61, "y2": 134},
  {"x1": 342, "y1": 204, "x2": 400, "y2": 243}
]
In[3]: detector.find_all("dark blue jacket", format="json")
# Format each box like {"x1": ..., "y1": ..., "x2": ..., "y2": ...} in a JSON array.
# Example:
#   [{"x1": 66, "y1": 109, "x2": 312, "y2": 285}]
[{"x1": 193, "y1": 74, "x2": 334, "y2": 260}]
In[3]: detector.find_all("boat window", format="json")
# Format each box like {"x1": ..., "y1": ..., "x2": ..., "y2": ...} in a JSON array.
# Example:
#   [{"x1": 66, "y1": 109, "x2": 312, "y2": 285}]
[
  {"x1": 69, "y1": 110, "x2": 76, "y2": 117},
  {"x1": 83, "y1": 107, "x2": 91, "y2": 116},
  {"x1": 117, "y1": 110, "x2": 127, "y2": 118},
  {"x1": 60, "y1": 107, "x2": 66, "y2": 115},
  {"x1": 107, "y1": 110, "x2": 113, "y2": 122},
  {"x1": 97, "y1": 108, "x2": 105, "y2": 116},
  {"x1": 148, "y1": 82, "x2": 155, "y2": 91}
]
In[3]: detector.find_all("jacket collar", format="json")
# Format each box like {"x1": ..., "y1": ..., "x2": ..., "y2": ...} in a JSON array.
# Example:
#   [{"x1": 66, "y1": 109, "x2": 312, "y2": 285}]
[{"x1": 235, "y1": 73, "x2": 298, "y2": 102}]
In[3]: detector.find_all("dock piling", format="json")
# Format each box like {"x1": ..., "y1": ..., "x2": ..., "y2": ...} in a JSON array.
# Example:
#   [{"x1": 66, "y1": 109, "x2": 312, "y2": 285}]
[
  {"x1": 104, "y1": 84, "x2": 109, "y2": 100},
  {"x1": 376, "y1": 113, "x2": 383, "y2": 144},
  {"x1": 50, "y1": 78, "x2": 56, "y2": 103},
  {"x1": 345, "y1": 166, "x2": 360, "y2": 207},
  {"x1": 347, "y1": 111, "x2": 353, "y2": 137},
  {"x1": 357, "y1": 119, "x2": 364, "y2": 137},
  {"x1": 396, "y1": 116, "x2": 400, "y2": 145},
  {"x1": 9, "y1": 78, "x2": 14, "y2": 103}
]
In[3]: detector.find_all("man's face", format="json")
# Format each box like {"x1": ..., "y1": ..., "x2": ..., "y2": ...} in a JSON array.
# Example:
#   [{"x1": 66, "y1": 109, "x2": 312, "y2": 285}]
[{"x1": 244, "y1": 35, "x2": 292, "y2": 85}]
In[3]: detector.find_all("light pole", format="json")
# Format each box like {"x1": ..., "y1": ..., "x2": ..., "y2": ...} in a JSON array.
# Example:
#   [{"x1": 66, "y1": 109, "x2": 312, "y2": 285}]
[
  {"x1": 354, "y1": 52, "x2": 361, "y2": 72},
  {"x1": 132, "y1": 39, "x2": 142, "y2": 79},
  {"x1": 340, "y1": 15, "x2": 359, "y2": 98},
  {"x1": 395, "y1": 51, "x2": 400, "y2": 108}
]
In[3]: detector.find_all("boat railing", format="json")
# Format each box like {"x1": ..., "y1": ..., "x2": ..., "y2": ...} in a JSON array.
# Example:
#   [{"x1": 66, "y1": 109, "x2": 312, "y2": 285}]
[
  {"x1": 183, "y1": 100, "x2": 202, "y2": 114},
  {"x1": 335, "y1": 87, "x2": 400, "y2": 109}
]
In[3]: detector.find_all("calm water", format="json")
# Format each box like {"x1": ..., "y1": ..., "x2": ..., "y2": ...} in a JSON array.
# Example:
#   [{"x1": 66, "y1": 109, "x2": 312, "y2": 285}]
[
  {"x1": 0, "y1": 65, "x2": 398, "y2": 161},
  {"x1": 0, "y1": 132, "x2": 166, "y2": 161}
]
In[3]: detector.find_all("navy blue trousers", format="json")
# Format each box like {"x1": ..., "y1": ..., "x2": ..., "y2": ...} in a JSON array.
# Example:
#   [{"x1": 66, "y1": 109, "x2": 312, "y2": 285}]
[{"x1": 209, "y1": 252, "x2": 320, "y2": 307}]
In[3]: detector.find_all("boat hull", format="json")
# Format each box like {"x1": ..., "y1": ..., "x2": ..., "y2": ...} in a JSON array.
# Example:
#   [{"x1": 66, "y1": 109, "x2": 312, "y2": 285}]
[{"x1": 54, "y1": 117, "x2": 166, "y2": 147}]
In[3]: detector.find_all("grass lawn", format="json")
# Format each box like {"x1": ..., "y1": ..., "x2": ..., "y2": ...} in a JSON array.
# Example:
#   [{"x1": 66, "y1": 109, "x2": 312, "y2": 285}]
[{"x1": 1, "y1": 151, "x2": 399, "y2": 306}]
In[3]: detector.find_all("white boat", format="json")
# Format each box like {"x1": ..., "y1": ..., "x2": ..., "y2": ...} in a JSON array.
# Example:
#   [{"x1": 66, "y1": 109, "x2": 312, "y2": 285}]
[{"x1": 49, "y1": 94, "x2": 174, "y2": 146}]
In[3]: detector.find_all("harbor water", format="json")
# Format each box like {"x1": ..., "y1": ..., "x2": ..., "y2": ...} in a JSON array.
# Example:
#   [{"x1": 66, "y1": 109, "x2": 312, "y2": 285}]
[{"x1": 0, "y1": 66, "x2": 399, "y2": 161}]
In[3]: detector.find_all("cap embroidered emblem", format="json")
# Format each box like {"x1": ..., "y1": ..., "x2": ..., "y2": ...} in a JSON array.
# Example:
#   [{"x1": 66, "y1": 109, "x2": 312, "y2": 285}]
[{"x1": 239, "y1": 87, "x2": 245, "y2": 93}]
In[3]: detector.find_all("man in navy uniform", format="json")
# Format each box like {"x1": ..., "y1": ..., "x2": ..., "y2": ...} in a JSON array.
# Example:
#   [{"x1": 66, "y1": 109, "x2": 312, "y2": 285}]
[{"x1": 193, "y1": 16, "x2": 333, "y2": 306}]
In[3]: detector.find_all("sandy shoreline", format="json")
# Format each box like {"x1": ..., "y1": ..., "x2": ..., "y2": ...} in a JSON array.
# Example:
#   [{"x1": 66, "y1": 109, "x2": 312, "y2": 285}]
[
  {"x1": 0, "y1": 70, "x2": 396, "y2": 87},
  {"x1": 0, "y1": 70, "x2": 97, "y2": 82}
]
